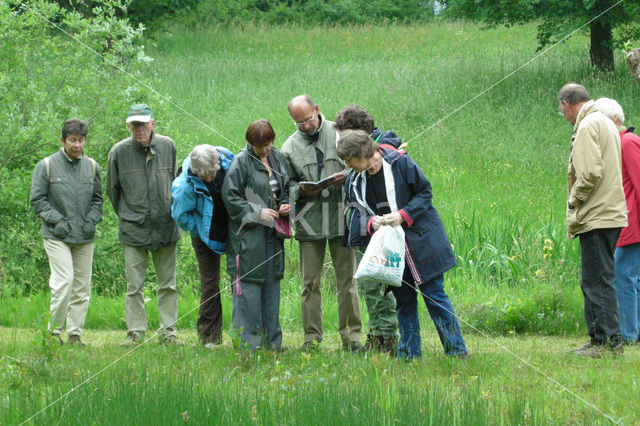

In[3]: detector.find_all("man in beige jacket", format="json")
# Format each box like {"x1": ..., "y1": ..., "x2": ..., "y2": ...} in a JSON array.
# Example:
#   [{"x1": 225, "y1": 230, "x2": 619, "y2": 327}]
[{"x1": 558, "y1": 83, "x2": 627, "y2": 357}]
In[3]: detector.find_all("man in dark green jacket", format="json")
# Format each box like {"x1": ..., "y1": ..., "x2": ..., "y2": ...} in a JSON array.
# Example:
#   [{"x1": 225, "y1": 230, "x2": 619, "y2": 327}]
[
  {"x1": 106, "y1": 104, "x2": 182, "y2": 346},
  {"x1": 281, "y1": 95, "x2": 362, "y2": 352}
]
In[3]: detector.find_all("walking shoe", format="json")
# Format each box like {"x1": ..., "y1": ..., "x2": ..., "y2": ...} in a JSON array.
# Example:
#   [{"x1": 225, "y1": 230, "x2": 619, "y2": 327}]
[
  {"x1": 203, "y1": 342, "x2": 221, "y2": 350},
  {"x1": 51, "y1": 333, "x2": 64, "y2": 345},
  {"x1": 361, "y1": 334, "x2": 383, "y2": 352},
  {"x1": 67, "y1": 335, "x2": 86, "y2": 347},
  {"x1": 161, "y1": 335, "x2": 185, "y2": 346},
  {"x1": 300, "y1": 340, "x2": 320, "y2": 352},
  {"x1": 570, "y1": 340, "x2": 595, "y2": 353},
  {"x1": 120, "y1": 331, "x2": 144, "y2": 347},
  {"x1": 378, "y1": 336, "x2": 398, "y2": 357},
  {"x1": 575, "y1": 343, "x2": 624, "y2": 358},
  {"x1": 342, "y1": 341, "x2": 361, "y2": 353},
  {"x1": 455, "y1": 351, "x2": 471, "y2": 361}
]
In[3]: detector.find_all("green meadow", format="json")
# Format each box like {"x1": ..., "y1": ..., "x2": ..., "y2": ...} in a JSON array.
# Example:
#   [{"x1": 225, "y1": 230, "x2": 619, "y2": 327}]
[{"x1": 2, "y1": 21, "x2": 640, "y2": 424}]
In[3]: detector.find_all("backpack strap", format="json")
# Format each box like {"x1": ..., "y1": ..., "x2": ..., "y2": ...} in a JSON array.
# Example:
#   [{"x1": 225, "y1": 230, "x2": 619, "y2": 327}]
[
  {"x1": 44, "y1": 156, "x2": 51, "y2": 181},
  {"x1": 88, "y1": 157, "x2": 97, "y2": 179}
]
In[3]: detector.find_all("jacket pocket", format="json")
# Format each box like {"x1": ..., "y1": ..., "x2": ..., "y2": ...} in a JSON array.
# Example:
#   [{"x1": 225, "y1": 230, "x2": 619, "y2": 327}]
[
  {"x1": 237, "y1": 227, "x2": 266, "y2": 282},
  {"x1": 119, "y1": 210, "x2": 146, "y2": 224},
  {"x1": 52, "y1": 220, "x2": 71, "y2": 239},
  {"x1": 81, "y1": 220, "x2": 96, "y2": 239}
]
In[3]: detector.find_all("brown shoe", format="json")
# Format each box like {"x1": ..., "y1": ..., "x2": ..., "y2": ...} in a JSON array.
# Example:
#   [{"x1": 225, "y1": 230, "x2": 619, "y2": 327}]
[
  {"x1": 361, "y1": 334, "x2": 383, "y2": 352},
  {"x1": 121, "y1": 331, "x2": 144, "y2": 347},
  {"x1": 300, "y1": 340, "x2": 320, "y2": 352},
  {"x1": 67, "y1": 335, "x2": 86, "y2": 348},
  {"x1": 342, "y1": 341, "x2": 362, "y2": 353},
  {"x1": 456, "y1": 352, "x2": 471, "y2": 361},
  {"x1": 575, "y1": 343, "x2": 624, "y2": 358},
  {"x1": 379, "y1": 335, "x2": 398, "y2": 357},
  {"x1": 162, "y1": 335, "x2": 185, "y2": 346},
  {"x1": 51, "y1": 333, "x2": 64, "y2": 345},
  {"x1": 570, "y1": 340, "x2": 595, "y2": 353}
]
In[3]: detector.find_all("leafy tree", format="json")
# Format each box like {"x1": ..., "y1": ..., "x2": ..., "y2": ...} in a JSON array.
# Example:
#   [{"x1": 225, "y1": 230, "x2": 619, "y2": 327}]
[
  {"x1": 53, "y1": 0, "x2": 203, "y2": 26},
  {"x1": 442, "y1": 0, "x2": 640, "y2": 71},
  {"x1": 0, "y1": 0, "x2": 151, "y2": 195}
]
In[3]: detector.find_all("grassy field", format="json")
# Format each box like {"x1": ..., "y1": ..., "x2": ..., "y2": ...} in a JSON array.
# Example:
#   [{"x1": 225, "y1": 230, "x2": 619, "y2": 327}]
[
  {"x1": 2, "y1": 20, "x2": 640, "y2": 424},
  {"x1": 1, "y1": 327, "x2": 638, "y2": 424}
]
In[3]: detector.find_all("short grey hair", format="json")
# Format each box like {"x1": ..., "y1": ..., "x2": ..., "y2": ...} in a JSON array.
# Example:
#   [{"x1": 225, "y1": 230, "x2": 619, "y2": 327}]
[
  {"x1": 595, "y1": 97, "x2": 625, "y2": 125},
  {"x1": 189, "y1": 145, "x2": 220, "y2": 179},
  {"x1": 558, "y1": 83, "x2": 590, "y2": 105}
]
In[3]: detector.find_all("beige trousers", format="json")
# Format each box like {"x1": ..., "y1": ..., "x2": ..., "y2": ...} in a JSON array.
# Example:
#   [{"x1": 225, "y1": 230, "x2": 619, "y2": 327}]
[
  {"x1": 124, "y1": 243, "x2": 178, "y2": 337},
  {"x1": 299, "y1": 237, "x2": 361, "y2": 345},
  {"x1": 43, "y1": 239, "x2": 94, "y2": 336}
]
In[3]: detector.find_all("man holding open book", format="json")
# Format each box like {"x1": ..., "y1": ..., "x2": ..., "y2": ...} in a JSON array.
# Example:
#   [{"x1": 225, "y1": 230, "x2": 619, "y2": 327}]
[{"x1": 281, "y1": 94, "x2": 362, "y2": 353}]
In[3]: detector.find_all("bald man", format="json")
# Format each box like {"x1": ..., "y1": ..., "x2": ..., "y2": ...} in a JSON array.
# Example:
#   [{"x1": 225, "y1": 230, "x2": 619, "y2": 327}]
[{"x1": 558, "y1": 83, "x2": 627, "y2": 357}]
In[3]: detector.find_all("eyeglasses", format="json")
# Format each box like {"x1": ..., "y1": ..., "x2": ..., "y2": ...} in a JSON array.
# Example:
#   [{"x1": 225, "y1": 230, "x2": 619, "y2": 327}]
[{"x1": 293, "y1": 109, "x2": 316, "y2": 128}]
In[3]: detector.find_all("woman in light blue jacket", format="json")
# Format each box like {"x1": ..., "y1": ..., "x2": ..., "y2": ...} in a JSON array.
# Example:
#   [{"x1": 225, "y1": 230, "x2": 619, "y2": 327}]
[{"x1": 171, "y1": 145, "x2": 234, "y2": 348}]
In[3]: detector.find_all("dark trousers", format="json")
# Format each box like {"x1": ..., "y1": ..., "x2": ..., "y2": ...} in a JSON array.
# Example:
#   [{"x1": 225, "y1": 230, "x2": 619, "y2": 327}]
[
  {"x1": 391, "y1": 268, "x2": 467, "y2": 358},
  {"x1": 579, "y1": 228, "x2": 622, "y2": 346},
  {"x1": 192, "y1": 236, "x2": 222, "y2": 344}
]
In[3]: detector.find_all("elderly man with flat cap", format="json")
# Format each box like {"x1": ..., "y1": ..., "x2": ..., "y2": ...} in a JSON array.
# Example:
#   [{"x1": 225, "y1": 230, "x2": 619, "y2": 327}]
[
  {"x1": 281, "y1": 94, "x2": 362, "y2": 353},
  {"x1": 107, "y1": 104, "x2": 183, "y2": 346}
]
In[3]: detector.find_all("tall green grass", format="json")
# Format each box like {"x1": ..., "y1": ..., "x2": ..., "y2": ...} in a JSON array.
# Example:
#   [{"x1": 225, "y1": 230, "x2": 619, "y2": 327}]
[{"x1": 2, "y1": 329, "x2": 637, "y2": 425}]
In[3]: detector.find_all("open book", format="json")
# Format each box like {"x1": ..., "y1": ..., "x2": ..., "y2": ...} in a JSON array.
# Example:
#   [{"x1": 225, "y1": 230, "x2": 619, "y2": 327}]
[{"x1": 299, "y1": 175, "x2": 336, "y2": 189}]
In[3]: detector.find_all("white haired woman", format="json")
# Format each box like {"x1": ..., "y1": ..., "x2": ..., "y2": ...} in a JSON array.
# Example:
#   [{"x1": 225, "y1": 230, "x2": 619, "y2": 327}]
[
  {"x1": 595, "y1": 97, "x2": 640, "y2": 345},
  {"x1": 172, "y1": 144, "x2": 234, "y2": 348}
]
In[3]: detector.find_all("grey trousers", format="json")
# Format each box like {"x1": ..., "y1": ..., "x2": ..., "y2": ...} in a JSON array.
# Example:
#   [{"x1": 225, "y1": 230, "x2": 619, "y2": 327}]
[{"x1": 232, "y1": 232, "x2": 282, "y2": 350}]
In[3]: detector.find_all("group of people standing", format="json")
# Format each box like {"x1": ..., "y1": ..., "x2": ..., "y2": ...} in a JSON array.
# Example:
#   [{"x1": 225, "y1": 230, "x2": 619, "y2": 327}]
[
  {"x1": 559, "y1": 84, "x2": 640, "y2": 357},
  {"x1": 29, "y1": 85, "x2": 639, "y2": 359},
  {"x1": 30, "y1": 95, "x2": 469, "y2": 359}
]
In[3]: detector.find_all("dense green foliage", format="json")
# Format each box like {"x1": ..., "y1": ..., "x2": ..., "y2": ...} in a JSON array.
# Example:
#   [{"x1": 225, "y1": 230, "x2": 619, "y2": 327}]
[
  {"x1": 0, "y1": 0, "x2": 167, "y2": 296},
  {"x1": 442, "y1": 0, "x2": 640, "y2": 71},
  {"x1": 182, "y1": 0, "x2": 437, "y2": 26},
  {"x1": 52, "y1": 0, "x2": 201, "y2": 25}
]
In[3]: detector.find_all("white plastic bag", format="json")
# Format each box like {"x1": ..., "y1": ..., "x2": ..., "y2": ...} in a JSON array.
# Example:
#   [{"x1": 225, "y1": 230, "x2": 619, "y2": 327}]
[{"x1": 354, "y1": 224, "x2": 405, "y2": 287}]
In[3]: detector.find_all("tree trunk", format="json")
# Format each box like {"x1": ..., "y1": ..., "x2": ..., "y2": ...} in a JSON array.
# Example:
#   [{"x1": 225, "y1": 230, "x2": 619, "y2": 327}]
[
  {"x1": 589, "y1": 1, "x2": 614, "y2": 72},
  {"x1": 627, "y1": 48, "x2": 640, "y2": 86},
  {"x1": 589, "y1": 20, "x2": 614, "y2": 71}
]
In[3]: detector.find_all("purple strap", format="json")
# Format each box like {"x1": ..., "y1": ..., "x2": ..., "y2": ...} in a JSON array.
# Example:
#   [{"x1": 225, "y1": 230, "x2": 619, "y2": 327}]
[{"x1": 235, "y1": 254, "x2": 242, "y2": 296}]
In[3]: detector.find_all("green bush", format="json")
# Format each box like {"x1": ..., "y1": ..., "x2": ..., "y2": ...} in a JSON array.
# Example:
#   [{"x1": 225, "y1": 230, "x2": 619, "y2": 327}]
[
  {"x1": 183, "y1": 0, "x2": 438, "y2": 27},
  {"x1": 0, "y1": 0, "x2": 159, "y2": 296}
]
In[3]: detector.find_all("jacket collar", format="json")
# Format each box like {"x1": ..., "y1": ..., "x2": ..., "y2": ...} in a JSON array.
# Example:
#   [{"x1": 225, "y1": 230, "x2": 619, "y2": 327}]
[
  {"x1": 573, "y1": 100, "x2": 597, "y2": 131},
  {"x1": 60, "y1": 147, "x2": 83, "y2": 163},
  {"x1": 298, "y1": 113, "x2": 326, "y2": 143},
  {"x1": 131, "y1": 131, "x2": 156, "y2": 152},
  {"x1": 621, "y1": 126, "x2": 636, "y2": 136}
]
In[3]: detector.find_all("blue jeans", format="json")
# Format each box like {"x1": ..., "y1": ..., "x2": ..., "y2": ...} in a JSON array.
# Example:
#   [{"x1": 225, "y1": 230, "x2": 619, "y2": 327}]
[
  {"x1": 391, "y1": 269, "x2": 467, "y2": 358},
  {"x1": 614, "y1": 243, "x2": 640, "y2": 342}
]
